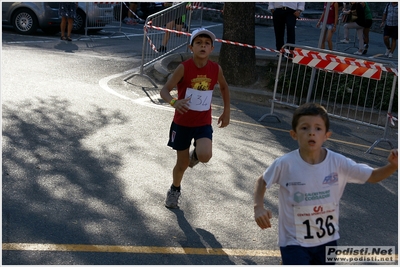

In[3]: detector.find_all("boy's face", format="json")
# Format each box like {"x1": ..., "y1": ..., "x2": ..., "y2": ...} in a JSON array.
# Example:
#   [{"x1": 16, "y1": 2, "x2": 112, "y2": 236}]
[
  {"x1": 290, "y1": 115, "x2": 331, "y2": 152},
  {"x1": 189, "y1": 36, "x2": 214, "y2": 57}
]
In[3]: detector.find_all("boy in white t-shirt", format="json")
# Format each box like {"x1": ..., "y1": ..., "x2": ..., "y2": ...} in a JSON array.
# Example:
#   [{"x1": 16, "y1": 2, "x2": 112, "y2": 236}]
[{"x1": 254, "y1": 103, "x2": 398, "y2": 265}]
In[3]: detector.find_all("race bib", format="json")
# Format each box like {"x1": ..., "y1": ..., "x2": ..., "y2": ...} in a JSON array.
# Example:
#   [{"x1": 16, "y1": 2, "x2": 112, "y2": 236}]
[
  {"x1": 185, "y1": 88, "x2": 213, "y2": 111},
  {"x1": 294, "y1": 203, "x2": 338, "y2": 244}
]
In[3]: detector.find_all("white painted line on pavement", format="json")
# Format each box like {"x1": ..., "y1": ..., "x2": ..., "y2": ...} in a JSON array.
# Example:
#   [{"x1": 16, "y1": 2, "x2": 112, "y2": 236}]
[
  {"x1": 98, "y1": 69, "x2": 173, "y2": 112},
  {"x1": 99, "y1": 69, "x2": 139, "y2": 98}
]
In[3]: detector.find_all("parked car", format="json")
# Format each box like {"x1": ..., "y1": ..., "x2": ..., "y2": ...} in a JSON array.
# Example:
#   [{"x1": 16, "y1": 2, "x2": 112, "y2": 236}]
[
  {"x1": 2, "y1": 2, "x2": 115, "y2": 35},
  {"x1": 74, "y1": 2, "x2": 115, "y2": 33},
  {"x1": 2, "y1": 2, "x2": 60, "y2": 35}
]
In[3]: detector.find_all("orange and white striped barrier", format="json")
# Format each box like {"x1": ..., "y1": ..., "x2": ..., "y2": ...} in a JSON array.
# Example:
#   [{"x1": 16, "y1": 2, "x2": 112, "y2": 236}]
[{"x1": 289, "y1": 48, "x2": 398, "y2": 79}]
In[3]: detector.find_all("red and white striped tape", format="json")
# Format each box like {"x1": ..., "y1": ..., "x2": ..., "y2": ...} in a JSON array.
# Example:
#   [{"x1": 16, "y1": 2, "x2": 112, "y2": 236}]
[
  {"x1": 145, "y1": 24, "x2": 398, "y2": 78},
  {"x1": 145, "y1": 23, "x2": 279, "y2": 54},
  {"x1": 388, "y1": 113, "x2": 398, "y2": 126}
]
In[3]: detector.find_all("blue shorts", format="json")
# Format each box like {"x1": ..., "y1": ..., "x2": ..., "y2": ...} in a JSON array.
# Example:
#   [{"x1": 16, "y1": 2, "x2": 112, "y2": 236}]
[
  {"x1": 167, "y1": 122, "x2": 213, "y2": 151},
  {"x1": 280, "y1": 240, "x2": 337, "y2": 265}
]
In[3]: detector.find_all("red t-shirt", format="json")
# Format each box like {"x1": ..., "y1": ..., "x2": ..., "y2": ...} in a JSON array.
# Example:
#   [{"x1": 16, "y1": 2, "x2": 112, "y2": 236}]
[{"x1": 173, "y1": 58, "x2": 219, "y2": 127}]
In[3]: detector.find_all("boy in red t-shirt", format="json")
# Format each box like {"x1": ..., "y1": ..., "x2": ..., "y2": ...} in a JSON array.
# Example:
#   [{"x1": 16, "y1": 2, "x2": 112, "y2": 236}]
[{"x1": 160, "y1": 28, "x2": 230, "y2": 209}]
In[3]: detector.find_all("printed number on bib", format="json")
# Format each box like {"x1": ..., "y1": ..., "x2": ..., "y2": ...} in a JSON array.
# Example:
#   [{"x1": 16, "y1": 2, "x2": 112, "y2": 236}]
[
  {"x1": 185, "y1": 88, "x2": 213, "y2": 111},
  {"x1": 294, "y1": 203, "x2": 338, "y2": 244}
]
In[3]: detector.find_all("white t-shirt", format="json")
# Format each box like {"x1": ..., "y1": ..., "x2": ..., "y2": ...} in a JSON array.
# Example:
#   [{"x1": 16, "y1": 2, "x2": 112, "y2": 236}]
[{"x1": 263, "y1": 148, "x2": 373, "y2": 247}]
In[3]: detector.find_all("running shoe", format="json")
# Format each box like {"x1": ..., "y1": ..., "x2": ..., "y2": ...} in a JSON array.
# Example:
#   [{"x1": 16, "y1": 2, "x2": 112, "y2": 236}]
[{"x1": 165, "y1": 189, "x2": 181, "y2": 209}]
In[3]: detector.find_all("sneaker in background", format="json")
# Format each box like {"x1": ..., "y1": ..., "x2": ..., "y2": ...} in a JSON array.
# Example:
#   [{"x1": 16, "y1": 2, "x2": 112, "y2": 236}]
[
  {"x1": 385, "y1": 48, "x2": 391, "y2": 56},
  {"x1": 165, "y1": 189, "x2": 181, "y2": 209},
  {"x1": 388, "y1": 52, "x2": 393, "y2": 58},
  {"x1": 340, "y1": 39, "x2": 349, "y2": 44},
  {"x1": 362, "y1": 44, "x2": 368, "y2": 55}
]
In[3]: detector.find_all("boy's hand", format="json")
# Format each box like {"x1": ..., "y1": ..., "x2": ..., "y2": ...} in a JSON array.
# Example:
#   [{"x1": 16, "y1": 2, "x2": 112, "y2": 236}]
[
  {"x1": 174, "y1": 98, "x2": 190, "y2": 114},
  {"x1": 217, "y1": 111, "x2": 230, "y2": 128},
  {"x1": 254, "y1": 207, "x2": 273, "y2": 229},
  {"x1": 388, "y1": 149, "x2": 398, "y2": 168}
]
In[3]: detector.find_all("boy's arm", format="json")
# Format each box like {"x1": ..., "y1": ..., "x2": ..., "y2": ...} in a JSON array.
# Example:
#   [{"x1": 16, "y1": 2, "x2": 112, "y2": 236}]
[
  {"x1": 367, "y1": 149, "x2": 398, "y2": 183},
  {"x1": 160, "y1": 64, "x2": 189, "y2": 114},
  {"x1": 217, "y1": 65, "x2": 230, "y2": 128},
  {"x1": 254, "y1": 175, "x2": 273, "y2": 229}
]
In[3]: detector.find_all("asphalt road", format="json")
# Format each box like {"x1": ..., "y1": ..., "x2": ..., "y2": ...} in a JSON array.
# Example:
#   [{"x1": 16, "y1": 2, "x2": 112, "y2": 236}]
[{"x1": 2, "y1": 19, "x2": 398, "y2": 265}]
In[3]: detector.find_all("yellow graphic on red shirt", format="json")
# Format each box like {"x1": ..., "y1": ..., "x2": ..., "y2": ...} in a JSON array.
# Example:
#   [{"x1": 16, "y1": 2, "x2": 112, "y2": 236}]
[{"x1": 191, "y1": 75, "x2": 212, "y2": 91}]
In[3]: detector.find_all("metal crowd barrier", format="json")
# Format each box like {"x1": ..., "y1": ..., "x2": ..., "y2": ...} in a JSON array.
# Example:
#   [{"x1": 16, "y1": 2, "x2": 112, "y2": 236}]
[
  {"x1": 79, "y1": 2, "x2": 129, "y2": 41},
  {"x1": 124, "y1": 2, "x2": 197, "y2": 87},
  {"x1": 259, "y1": 44, "x2": 398, "y2": 153}
]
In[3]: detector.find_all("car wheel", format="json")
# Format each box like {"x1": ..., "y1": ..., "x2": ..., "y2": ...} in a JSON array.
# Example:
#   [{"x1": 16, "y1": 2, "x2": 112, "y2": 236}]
[
  {"x1": 12, "y1": 8, "x2": 38, "y2": 35},
  {"x1": 73, "y1": 9, "x2": 86, "y2": 34}
]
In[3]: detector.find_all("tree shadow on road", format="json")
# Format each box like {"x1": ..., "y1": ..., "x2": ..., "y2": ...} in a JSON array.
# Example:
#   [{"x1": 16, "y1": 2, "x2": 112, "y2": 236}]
[{"x1": 2, "y1": 96, "x2": 155, "y2": 264}]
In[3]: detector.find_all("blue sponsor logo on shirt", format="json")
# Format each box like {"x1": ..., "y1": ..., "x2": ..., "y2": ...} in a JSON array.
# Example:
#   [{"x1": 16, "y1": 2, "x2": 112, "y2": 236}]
[{"x1": 323, "y1": 172, "x2": 338, "y2": 185}]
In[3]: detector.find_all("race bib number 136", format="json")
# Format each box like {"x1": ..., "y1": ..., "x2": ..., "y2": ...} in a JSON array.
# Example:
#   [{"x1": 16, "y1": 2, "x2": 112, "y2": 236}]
[{"x1": 294, "y1": 203, "x2": 338, "y2": 244}]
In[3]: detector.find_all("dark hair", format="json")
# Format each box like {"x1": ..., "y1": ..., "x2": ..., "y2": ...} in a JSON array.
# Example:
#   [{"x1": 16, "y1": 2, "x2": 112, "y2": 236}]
[
  {"x1": 191, "y1": 34, "x2": 213, "y2": 46},
  {"x1": 291, "y1": 103, "x2": 330, "y2": 131}
]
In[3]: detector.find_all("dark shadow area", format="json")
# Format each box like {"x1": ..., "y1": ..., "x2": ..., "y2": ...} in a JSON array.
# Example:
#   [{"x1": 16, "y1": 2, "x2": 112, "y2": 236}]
[
  {"x1": 54, "y1": 41, "x2": 79, "y2": 53},
  {"x1": 2, "y1": 96, "x2": 168, "y2": 264},
  {"x1": 169, "y1": 209, "x2": 235, "y2": 264}
]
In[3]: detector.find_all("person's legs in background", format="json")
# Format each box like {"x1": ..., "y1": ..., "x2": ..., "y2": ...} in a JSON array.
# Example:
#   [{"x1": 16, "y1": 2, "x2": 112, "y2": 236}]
[
  {"x1": 272, "y1": 9, "x2": 285, "y2": 51},
  {"x1": 124, "y1": 2, "x2": 137, "y2": 24},
  {"x1": 285, "y1": 10, "x2": 297, "y2": 47},
  {"x1": 354, "y1": 27, "x2": 364, "y2": 55},
  {"x1": 60, "y1": 16, "x2": 67, "y2": 39},
  {"x1": 128, "y1": 2, "x2": 137, "y2": 19},
  {"x1": 340, "y1": 22, "x2": 351, "y2": 43},
  {"x1": 383, "y1": 25, "x2": 397, "y2": 58},
  {"x1": 159, "y1": 21, "x2": 175, "y2": 52},
  {"x1": 362, "y1": 19, "x2": 372, "y2": 54},
  {"x1": 388, "y1": 26, "x2": 398, "y2": 58},
  {"x1": 325, "y1": 25, "x2": 334, "y2": 50},
  {"x1": 67, "y1": 17, "x2": 73, "y2": 39}
]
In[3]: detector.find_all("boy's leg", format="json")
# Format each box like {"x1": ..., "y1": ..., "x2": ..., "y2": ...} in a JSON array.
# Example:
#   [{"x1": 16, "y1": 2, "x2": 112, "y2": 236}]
[
  {"x1": 172, "y1": 149, "x2": 190, "y2": 187},
  {"x1": 166, "y1": 149, "x2": 189, "y2": 209},
  {"x1": 193, "y1": 137, "x2": 212, "y2": 163},
  {"x1": 165, "y1": 122, "x2": 192, "y2": 209}
]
